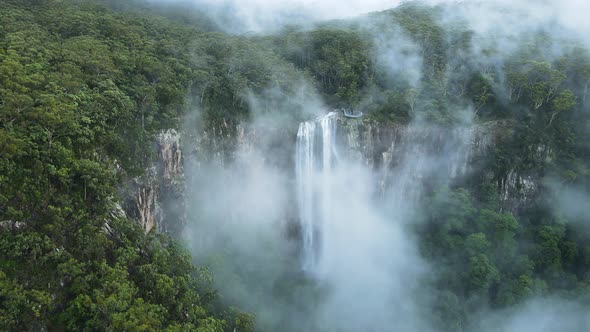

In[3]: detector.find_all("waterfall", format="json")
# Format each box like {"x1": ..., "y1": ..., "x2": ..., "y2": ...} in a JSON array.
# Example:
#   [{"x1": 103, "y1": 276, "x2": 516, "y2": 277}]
[
  {"x1": 295, "y1": 113, "x2": 477, "y2": 273},
  {"x1": 295, "y1": 112, "x2": 432, "y2": 330},
  {"x1": 296, "y1": 112, "x2": 338, "y2": 272}
]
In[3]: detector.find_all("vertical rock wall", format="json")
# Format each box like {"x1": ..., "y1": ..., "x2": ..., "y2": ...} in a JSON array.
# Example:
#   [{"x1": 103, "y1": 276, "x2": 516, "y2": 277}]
[
  {"x1": 128, "y1": 116, "x2": 546, "y2": 234},
  {"x1": 126, "y1": 129, "x2": 183, "y2": 234}
]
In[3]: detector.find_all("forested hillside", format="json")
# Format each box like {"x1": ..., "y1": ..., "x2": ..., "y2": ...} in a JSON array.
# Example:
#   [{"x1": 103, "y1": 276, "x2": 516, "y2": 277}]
[
  {"x1": 1, "y1": 0, "x2": 590, "y2": 331},
  {"x1": 265, "y1": 6, "x2": 590, "y2": 327},
  {"x1": 0, "y1": 0, "x2": 278, "y2": 329}
]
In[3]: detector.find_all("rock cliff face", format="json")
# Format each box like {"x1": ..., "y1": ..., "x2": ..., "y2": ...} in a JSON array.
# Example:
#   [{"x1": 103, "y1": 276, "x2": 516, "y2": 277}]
[
  {"x1": 339, "y1": 118, "x2": 496, "y2": 188},
  {"x1": 125, "y1": 121, "x2": 288, "y2": 234},
  {"x1": 158, "y1": 130, "x2": 184, "y2": 182},
  {"x1": 184, "y1": 119, "x2": 294, "y2": 169},
  {"x1": 335, "y1": 117, "x2": 537, "y2": 210},
  {"x1": 342, "y1": 117, "x2": 548, "y2": 211},
  {"x1": 339, "y1": 118, "x2": 500, "y2": 171},
  {"x1": 129, "y1": 115, "x2": 545, "y2": 233},
  {"x1": 125, "y1": 129, "x2": 184, "y2": 234}
]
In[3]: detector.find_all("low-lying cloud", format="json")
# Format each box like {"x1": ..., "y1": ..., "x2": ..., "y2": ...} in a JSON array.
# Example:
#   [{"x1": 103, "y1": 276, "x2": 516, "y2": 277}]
[
  {"x1": 148, "y1": 0, "x2": 402, "y2": 33},
  {"x1": 151, "y1": 0, "x2": 590, "y2": 330},
  {"x1": 146, "y1": 0, "x2": 590, "y2": 37}
]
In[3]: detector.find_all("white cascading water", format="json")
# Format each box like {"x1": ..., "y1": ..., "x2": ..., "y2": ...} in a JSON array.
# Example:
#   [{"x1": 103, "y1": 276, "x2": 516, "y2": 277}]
[
  {"x1": 187, "y1": 104, "x2": 480, "y2": 331},
  {"x1": 296, "y1": 112, "x2": 338, "y2": 272},
  {"x1": 296, "y1": 111, "x2": 478, "y2": 330},
  {"x1": 295, "y1": 112, "x2": 429, "y2": 330}
]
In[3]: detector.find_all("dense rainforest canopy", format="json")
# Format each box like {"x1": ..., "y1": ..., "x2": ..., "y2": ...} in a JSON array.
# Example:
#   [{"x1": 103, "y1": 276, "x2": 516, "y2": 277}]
[
  {"x1": 0, "y1": 0, "x2": 265, "y2": 330},
  {"x1": 1, "y1": 0, "x2": 590, "y2": 331}
]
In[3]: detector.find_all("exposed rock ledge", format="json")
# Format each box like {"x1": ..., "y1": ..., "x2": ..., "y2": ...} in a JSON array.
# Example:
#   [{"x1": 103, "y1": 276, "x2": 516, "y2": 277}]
[
  {"x1": 127, "y1": 117, "x2": 546, "y2": 233},
  {"x1": 124, "y1": 129, "x2": 184, "y2": 234}
]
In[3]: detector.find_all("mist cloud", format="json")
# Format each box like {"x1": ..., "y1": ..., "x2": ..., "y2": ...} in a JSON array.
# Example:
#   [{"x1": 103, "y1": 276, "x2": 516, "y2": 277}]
[
  {"x1": 164, "y1": 0, "x2": 590, "y2": 330},
  {"x1": 546, "y1": 179, "x2": 590, "y2": 229},
  {"x1": 148, "y1": 0, "x2": 402, "y2": 33},
  {"x1": 475, "y1": 297, "x2": 590, "y2": 332},
  {"x1": 145, "y1": 0, "x2": 590, "y2": 37}
]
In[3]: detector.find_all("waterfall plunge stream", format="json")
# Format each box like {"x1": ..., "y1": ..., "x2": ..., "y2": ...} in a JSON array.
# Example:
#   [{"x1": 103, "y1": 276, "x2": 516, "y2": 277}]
[
  {"x1": 296, "y1": 112, "x2": 338, "y2": 273},
  {"x1": 188, "y1": 109, "x2": 479, "y2": 331},
  {"x1": 293, "y1": 112, "x2": 477, "y2": 329},
  {"x1": 294, "y1": 111, "x2": 433, "y2": 330}
]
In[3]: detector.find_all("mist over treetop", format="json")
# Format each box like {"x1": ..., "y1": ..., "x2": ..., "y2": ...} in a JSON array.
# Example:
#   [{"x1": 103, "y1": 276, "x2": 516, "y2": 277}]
[{"x1": 1, "y1": 0, "x2": 590, "y2": 331}]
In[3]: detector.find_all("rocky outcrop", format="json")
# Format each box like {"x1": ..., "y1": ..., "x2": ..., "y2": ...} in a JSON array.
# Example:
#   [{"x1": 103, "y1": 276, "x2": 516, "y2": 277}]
[
  {"x1": 132, "y1": 170, "x2": 160, "y2": 232},
  {"x1": 494, "y1": 143, "x2": 552, "y2": 212},
  {"x1": 126, "y1": 122, "x2": 290, "y2": 234},
  {"x1": 336, "y1": 116, "x2": 538, "y2": 212},
  {"x1": 498, "y1": 170, "x2": 538, "y2": 212},
  {"x1": 0, "y1": 220, "x2": 26, "y2": 231},
  {"x1": 339, "y1": 118, "x2": 502, "y2": 168},
  {"x1": 128, "y1": 114, "x2": 545, "y2": 233},
  {"x1": 125, "y1": 129, "x2": 184, "y2": 234},
  {"x1": 185, "y1": 119, "x2": 294, "y2": 168},
  {"x1": 158, "y1": 129, "x2": 183, "y2": 181},
  {"x1": 186, "y1": 121, "x2": 257, "y2": 166}
]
